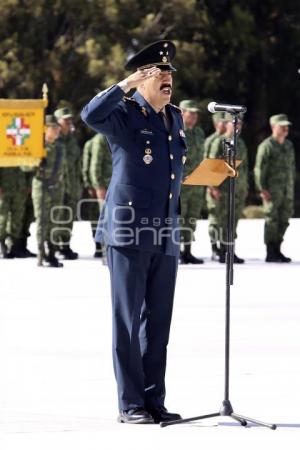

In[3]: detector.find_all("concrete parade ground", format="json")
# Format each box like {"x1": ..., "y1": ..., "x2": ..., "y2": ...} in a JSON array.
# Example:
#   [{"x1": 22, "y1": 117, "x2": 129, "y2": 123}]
[{"x1": 0, "y1": 219, "x2": 299, "y2": 449}]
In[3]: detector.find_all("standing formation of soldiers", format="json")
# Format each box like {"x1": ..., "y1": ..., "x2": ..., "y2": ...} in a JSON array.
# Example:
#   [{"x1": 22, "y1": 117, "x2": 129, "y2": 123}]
[
  {"x1": 178, "y1": 102, "x2": 296, "y2": 264},
  {"x1": 0, "y1": 101, "x2": 296, "y2": 266},
  {"x1": 0, "y1": 105, "x2": 112, "y2": 267}
]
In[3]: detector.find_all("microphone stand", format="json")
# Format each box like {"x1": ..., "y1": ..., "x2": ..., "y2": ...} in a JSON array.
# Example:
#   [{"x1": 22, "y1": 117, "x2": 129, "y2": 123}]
[{"x1": 161, "y1": 113, "x2": 276, "y2": 430}]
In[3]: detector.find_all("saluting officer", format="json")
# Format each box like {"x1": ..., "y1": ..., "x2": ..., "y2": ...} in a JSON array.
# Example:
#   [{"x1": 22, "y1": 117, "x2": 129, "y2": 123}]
[{"x1": 81, "y1": 41, "x2": 184, "y2": 425}]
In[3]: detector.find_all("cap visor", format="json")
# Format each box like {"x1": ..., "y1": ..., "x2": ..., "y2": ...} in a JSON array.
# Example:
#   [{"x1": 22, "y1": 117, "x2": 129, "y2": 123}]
[
  {"x1": 156, "y1": 64, "x2": 177, "y2": 72},
  {"x1": 277, "y1": 121, "x2": 292, "y2": 126}
]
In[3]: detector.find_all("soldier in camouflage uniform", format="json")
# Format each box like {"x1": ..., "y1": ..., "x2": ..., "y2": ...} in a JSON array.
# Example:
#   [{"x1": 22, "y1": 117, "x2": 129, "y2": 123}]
[
  {"x1": 179, "y1": 100, "x2": 205, "y2": 264},
  {"x1": 32, "y1": 115, "x2": 65, "y2": 268},
  {"x1": 89, "y1": 133, "x2": 112, "y2": 259},
  {"x1": 254, "y1": 114, "x2": 295, "y2": 263},
  {"x1": 204, "y1": 112, "x2": 228, "y2": 260},
  {"x1": 54, "y1": 107, "x2": 82, "y2": 260},
  {"x1": 0, "y1": 168, "x2": 27, "y2": 258},
  {"x1": 208, "y1": 113, "x2": 248, "y2": 263},
  {"x1": 204, "y1": 112, "x2": 228, "y2": 159},
  {"x1": 82, "y1": 136, "x2": 100, "y2": 256}
]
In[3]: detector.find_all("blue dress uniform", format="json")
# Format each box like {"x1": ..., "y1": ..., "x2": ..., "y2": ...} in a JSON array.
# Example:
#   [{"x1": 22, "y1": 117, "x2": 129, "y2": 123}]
[{"x1": 81, "y1": 41, "x2": 186, "y2": 419}]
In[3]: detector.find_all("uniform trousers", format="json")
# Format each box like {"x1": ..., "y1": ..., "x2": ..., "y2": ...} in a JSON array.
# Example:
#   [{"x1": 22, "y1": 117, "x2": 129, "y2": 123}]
[{"x1": 106, "y1": 245, "x2": 178, "y2": 411}]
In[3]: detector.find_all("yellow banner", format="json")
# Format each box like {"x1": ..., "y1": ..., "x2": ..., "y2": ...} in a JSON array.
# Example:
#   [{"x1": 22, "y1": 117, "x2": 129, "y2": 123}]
[{"x1": 0, "y1": 98, "x2": 47, "y2": 167}]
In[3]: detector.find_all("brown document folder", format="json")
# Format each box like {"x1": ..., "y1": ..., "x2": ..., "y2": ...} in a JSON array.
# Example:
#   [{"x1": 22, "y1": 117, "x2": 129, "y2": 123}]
[{"x1": 182, "y1": 158, "x2": 242, "y2": 187}]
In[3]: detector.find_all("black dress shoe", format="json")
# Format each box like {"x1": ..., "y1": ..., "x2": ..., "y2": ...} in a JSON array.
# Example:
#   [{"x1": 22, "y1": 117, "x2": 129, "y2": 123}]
[
  {"x1": 118, "y1": 408, "x2": 154, "y2": 424},
  {"x1": 146, "y1": 406, "x2": 182, "y2": 424}
]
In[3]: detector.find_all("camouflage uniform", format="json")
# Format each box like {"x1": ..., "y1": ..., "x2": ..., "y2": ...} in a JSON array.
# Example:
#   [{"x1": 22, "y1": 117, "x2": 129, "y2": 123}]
[
  {"x1": 204, "y1": 112, "x2": 228, "y2": 260},
  {"x1": 208, "y1": 134, "x2": 248, "y2": 260},
  {"x1": 32, "y1": 115, "x2": 65, "y2": 267},
  {"x1": 89, "y1": 133, "x2": 112, "y2": 257},
  {"x1": 254, "y1": 115, "x2": 295, "y2": 262},
  {"x1": 57, "y1": 134, "x2": 81, "y2": 241},
  {"x1": 204, "y1": 131, "x2": 220, "y2": 159},
  {"x1": 205, "y1": 130, "x2": 224, "y2": 247},
  {"x1": 82, "y1": 133, "x2": 111, "y2": 257},
  {"x1": 54, "y1": 107, "x2": 82, "y2": 259},
  {"x1": 89, "y1": 134, "x2": 112, "y2": 193},
  {"x1": 180, "y1": 125, "x2": 205, "y2": 244},
  {"x1": 0, "y1": 168, "x2": 27, "y2": 258},
  {"x1": 178, "y1": 99, "x2": 206, "y2": 264},
  {"x1": 82, "y1": 137, "x2": 99, "y2": 227}
]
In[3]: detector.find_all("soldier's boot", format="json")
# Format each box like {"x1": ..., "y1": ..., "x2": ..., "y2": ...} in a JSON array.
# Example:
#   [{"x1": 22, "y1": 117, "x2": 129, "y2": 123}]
[
  {"x1": 0, "y1": 240, "x2": 14, "y2": 259},
  {"x1": 94, "y1": 242, "x2": 103, "y2": 258},
  {"x1": 219, "y1": 244, "x2": 226, "y2": 263},
  {"x1": 21, "y1": 238, "x2": 36, "y2": 258},
  {"x1": 44, "y1": 242, "x2": 63, "y2": 268},
  {"x1": 58, "y1": 245, "x2": 78, "y2": 260},
  {"x1": 265, "y1": 243, "x2": 281, "y2": 262},
  {"x1": 277, "y1": 243, "x2": 291, "y2": 263},
  {"x1": 234, "y1": 253, "x2": 245, "y2": 264},
  {"x1": 219, "y1": 244, "x2": 244, "y2": 264},
  {"x1": 180, "y1": 244, "x2": 204, "y2": 264},
  {"x1": 211, "y1": 243, "x2": 220, "y2": 261},
  {"x1": 9, "y1": 238, "x2": 28, "y2": 258}
]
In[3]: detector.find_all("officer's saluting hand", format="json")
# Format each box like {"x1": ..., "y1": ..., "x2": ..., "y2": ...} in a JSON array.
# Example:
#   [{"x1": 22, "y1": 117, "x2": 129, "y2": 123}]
[{"x1": 81, "y1": 40, "x2": 186, "y2": 425}]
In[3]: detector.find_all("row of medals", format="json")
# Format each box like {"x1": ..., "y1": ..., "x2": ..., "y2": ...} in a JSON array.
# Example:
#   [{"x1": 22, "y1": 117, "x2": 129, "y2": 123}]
[
  {"x1": 143, "y1": 139, "x2": 153, "y2": 165},
  {"x1": 143, "y1": 145, "x2": 187, "y2": 165}
]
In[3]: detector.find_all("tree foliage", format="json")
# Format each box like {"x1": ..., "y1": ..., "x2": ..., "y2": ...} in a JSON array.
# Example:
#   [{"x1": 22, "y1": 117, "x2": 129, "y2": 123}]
[{"x1": 1, "y1": 0, "x2": 300, "y2": 205}]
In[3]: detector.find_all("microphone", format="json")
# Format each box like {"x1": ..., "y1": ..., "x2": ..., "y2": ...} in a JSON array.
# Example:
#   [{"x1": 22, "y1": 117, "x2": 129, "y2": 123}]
[{"x1": 208, "y1": 102, "x2": 247, "y2": 114}]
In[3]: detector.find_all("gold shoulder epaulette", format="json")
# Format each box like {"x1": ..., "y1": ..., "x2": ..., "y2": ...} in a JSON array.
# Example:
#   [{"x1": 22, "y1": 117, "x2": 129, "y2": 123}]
[{"x1": 123, "y1": 97, "x2": 148, "y2": 117}]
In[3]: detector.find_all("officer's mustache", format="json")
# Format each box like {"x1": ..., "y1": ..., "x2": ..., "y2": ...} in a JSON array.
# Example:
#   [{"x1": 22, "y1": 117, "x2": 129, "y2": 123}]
[{"x1": 160, "y1": 83, "x2": 172, "y2": 92}]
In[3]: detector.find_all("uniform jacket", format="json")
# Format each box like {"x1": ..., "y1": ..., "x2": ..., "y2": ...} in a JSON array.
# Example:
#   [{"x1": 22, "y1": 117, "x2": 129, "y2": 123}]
[
  {"x1": 255, "y1": 136, "x2": 295, "y2": 199},
  {"x1": 89, "y1": 134, "x2": 112, "y2": 189},
  {"x1": 81, "y1": 84, "x2": 187, "y2": 256}
]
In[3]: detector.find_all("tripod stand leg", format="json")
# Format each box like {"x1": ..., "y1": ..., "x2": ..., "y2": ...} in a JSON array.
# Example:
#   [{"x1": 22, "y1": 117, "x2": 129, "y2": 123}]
[
  {"x1": 160, "y1": 412, "x2": 220, "y2": 428},
  {"x1": 233, "y1": 413, "x2": 276, "y2": 430},
  {"x1": 231, "y1": 413, "x2": 247, "y2": 426}
]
